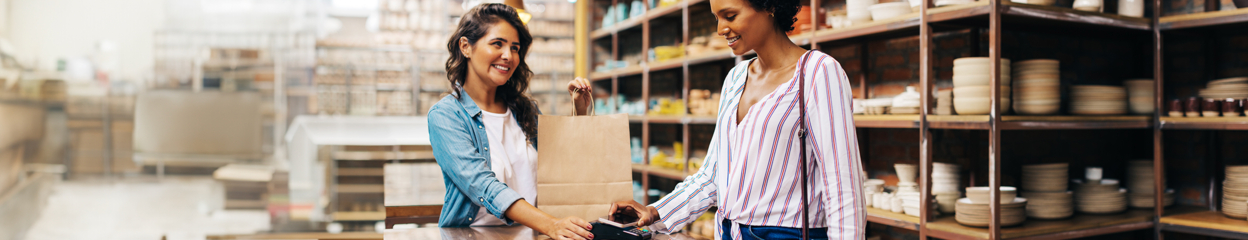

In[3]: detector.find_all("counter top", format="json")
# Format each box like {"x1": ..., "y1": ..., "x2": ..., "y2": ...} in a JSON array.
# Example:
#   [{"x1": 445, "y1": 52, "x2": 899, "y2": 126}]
[{"x1": 383, "y1": 226, "x2": 698, "y2": 240}]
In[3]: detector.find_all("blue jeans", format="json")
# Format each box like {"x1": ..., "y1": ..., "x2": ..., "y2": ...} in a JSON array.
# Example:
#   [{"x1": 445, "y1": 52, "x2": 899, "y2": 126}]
[{"x1": 721, "y1": 219, "x2": 828, "y2": 240}]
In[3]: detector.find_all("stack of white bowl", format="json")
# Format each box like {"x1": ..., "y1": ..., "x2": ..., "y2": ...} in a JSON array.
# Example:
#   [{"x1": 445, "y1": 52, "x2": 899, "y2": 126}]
[
  {"x1": 868, "y1": 2, "x2": 913, "y2": 21},
  {"x1": 1124, "y1": 79, "x2": 1156, "y2": 115},
  {"x1": 933, "y1": 163, "x2": 962, "y2": 214},
  {"x1": 1012, "y1": 59, "x2": 1061, "y2": 115},
  {"x1": 1126, "y1": 160, "x2": 1173, "y2": 208},
  {"x1": 847, "y1": 0, "x2": 878, "y2": 25},
  {"x1": 892, "y1": 86, "x2": 921, "y2": 114},
  {"x1": 1199, "y1": 77, "x2": 1248, "y2": 100},
  {"x1": 1074, "y1": 179, "x2": 1128, "y2": 214},
  {"x1": 1223, "y1": 165, "x2": 1248, "y2": 219},
  {"x1": 863, "y1": 179, "x2": 885, "y2": 208},
  {"x1": 1071, "y1": 85, "x2": 1128, "y2": 115},
  {"x1": 957, "y1": 187, "x2": 1026, "y2": 227},
  {"x1": 1021, "y1": 163, "x2": 1074, "y2": 219},
  {"x1": 953, "y1": 57, "x2": 1011, "y2": 115}
]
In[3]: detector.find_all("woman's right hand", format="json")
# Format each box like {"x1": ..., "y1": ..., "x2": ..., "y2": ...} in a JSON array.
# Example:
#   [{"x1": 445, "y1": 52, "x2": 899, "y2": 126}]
[
  {"x1": 610, "y1": 200, "x2": 660, "y2": 227},
  {"x1": 542, "y1": 216, "x2": 594, "y2": 240}
]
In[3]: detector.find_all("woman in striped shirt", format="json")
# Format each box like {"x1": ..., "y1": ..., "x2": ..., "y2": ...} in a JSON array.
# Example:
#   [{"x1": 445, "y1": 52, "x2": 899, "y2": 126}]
[{"x1": 609, "y1": 0, "x2": 865, "y2": 239}]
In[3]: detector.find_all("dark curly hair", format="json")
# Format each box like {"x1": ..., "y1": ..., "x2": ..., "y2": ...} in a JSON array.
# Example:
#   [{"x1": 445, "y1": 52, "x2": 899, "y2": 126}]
[
  {"x1": 445, "y1": 3, "x2": 539, "y2": 142},
  {"x1": 746, "y1": 0, "x2": 802, "y2": 33}
]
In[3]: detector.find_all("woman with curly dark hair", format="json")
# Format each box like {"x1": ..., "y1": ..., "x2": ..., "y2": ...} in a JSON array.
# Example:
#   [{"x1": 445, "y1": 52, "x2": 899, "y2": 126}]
[
  {"x1": 428, "y1": 3, "x2": 596, "y2": 240},
  {"x1": 609, "y1": 0, "x2": 865, "y2": 239}
]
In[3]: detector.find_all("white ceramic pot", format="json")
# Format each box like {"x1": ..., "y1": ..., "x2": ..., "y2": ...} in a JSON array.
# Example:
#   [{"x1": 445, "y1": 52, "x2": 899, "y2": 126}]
[
  {"x1": 891, "y1": 196, "x2": 905, "y2": 213},
  {"x1": 1118, "y1": 0, "x2": 1144, "y2": 17},
  {"x1": 1073, "y1": 0, "x2": 1103, "y2": 12}
]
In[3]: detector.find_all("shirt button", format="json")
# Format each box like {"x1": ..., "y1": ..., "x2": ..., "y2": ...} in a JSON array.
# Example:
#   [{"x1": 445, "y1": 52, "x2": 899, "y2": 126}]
[
  {"x1": 468, "y1": 217, "x2": 473, "y2": 221},
  {"x1": 479, "y1": 125, "x2": 483, "y2": 129},
  {"x1": 484, "y1": 147, "x2": 489, "y2": 151}
]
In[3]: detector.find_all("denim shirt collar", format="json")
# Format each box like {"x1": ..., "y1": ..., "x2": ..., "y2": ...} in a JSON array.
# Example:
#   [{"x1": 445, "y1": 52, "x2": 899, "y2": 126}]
[{"x1": 453, "y1": 88, "x2": 483, "y2": 118}]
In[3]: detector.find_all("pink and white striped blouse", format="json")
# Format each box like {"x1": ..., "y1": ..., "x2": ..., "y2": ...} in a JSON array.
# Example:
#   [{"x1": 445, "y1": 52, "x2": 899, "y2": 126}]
[{"x1": 649, "y1": 50, "x2": 865, "y2": 239}]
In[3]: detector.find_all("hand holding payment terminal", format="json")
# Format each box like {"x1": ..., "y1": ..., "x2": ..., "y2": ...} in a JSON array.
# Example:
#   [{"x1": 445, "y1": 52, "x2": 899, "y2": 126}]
[{"x1": 590, "y1": 213, "x2": 653, "y2": 240}]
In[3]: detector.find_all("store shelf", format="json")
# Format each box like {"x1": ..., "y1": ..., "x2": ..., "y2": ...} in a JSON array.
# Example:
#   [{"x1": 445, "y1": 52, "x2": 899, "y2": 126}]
[
  {"x1": 337, "y1": 184, "x2": 384, "y2": 194},
  {"x1": 1158, "y1": 7, "x2": 1248, "y2": 31},
  {"x1": 854, "y1": 115, "x2": 921, "y2": 128},
  {"x1": 625, "y1": 115, "x2": 719, "y2": 124},
  {"x1": 208, "y1": 232, "x2": 382, "y2": 240},
  {"x1": 925, "y1": 209, "x2": 1155, "y2": 240},
  {"x1": 1159, "y1": 117, "x2": 1248, "y2": 130},
  {"x1": 590, "y1": 0, "x2": 704, "y2": 40},
  {"x1": 632, "y1": 164, "x2": 690, "y2": 181},
  {"x1": 590, "y1": 64, "x2": 644, "y2": 81},
  {"x1": 337, "y1": 168, "x2": 384, "y2": 177},
  {"x1": 332, "y1": 211, "x2": 385, "y2": 221},
  {"x1": 928, "y1": 1, "x2": 1151, "y2": 33},
  {"x1": 927, "y1": 115, "x2": 1151, "y2": 130},
  {"x1": 808, "y1": 8, "x2": 923, "y2": 46},
  {"x1": 1159, "y1": 209, "x2": 1248, "y2": 239},
  {"x1": 865, "y1": 207, "x2": 921, "y2": 231}
]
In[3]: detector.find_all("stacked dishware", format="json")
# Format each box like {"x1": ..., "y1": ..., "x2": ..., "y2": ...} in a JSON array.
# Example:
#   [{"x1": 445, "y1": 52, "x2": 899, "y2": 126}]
[
  {"x1": 847, "y1": 0, "x2": 878, "y2": 24},
  {"x1": 1223, "y1": 165, "x2": 1248, "y2": 219},
  {"x1": 1126, "y1": 160, "x2": 1173, "y2": 208},
  {"x1": 1200, "y1": 77, "x2": 1248, "y2": 100},
  {"x1": 892, "y1": 86, "x2": 921, "y2": 114},
  {"x1": 1074, "y1": 179, "x2": 1128, "y2": 214},
  {"x1": 933, "y1": 162, "x2": 962, "y2": 213},
  {"x1": 1021, "y1": 163, "x2": 1073, "y2": 219},
  {"x1": 864, "y1": 179, "x2": 885, "y2": 208},
  {"x1": 868, "y1": 2, "x2": 912, "y2": 21},
  {"x1": 957, "y1": 186, "x2": 1027, "y2": 227},
  {"x1": 1125, "y1": 79, "x2": 1156, "y2": 115},
  {"x1": 1071, "y1": 85, "x2": 1128, "y2": 115},
  {"x1": 936, "y1": 89, "x2": 954, "y2": 115},
  {"x1": 1011, "y1": 0, "x2": 1058, "y2": 6},
  {"x1": 953, "y1": 57, "x2": 1012, "y2": 115},
  {"x1": 1012, "y1": 59, "x2": 1061, "y2": 115}
]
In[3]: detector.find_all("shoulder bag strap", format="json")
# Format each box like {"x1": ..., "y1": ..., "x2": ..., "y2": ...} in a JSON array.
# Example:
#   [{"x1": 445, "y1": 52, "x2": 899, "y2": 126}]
[{"x1": 798, "y1": 50, "x2": 813, "y2": 240}]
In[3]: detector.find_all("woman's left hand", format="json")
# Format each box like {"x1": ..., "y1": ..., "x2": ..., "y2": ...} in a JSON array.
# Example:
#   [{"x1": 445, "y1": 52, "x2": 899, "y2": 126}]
[{"x1": 566, "y1": 77, "x2": 593, "y2": 115}]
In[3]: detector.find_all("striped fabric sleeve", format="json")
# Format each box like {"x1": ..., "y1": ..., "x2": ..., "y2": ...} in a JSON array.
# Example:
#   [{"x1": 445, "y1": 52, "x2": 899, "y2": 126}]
[
  {"x1": 648, "y1": 140, "x2": 719, "y2": 233},
  {"x1": 805, "y1": 57, "x2": 866, "y2": 239}
]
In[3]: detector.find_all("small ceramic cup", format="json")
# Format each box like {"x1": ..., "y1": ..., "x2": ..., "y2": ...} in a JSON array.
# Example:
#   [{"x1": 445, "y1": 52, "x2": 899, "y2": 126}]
[
  {"x1": 1169, "y1": 99, "x2": 1185, "y2": 117},
  {"x1": 1224, "y1": 98, "x2": 1242, "y2": 117},
  {"x1": 1203, "y1": 98, "x2": 1222, "y2": 117},
  {"x1": 1187, "y1": 97, "x2": 1203, "y2": 117}
]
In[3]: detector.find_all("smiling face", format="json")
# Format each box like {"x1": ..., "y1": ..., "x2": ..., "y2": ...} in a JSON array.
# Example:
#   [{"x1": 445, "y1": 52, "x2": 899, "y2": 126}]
[
  {"x1": 460, "y1": 21, "x2": 521, "y2": 88},
  {"x1": 710, "y1": 0, "x2": 778, "y2": 56}
]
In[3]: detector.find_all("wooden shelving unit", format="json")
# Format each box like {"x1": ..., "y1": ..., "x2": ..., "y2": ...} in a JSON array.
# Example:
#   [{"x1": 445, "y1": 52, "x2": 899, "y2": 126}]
[{"x1": 578, "y1": 0, "x2": 1248, "y2": 239}]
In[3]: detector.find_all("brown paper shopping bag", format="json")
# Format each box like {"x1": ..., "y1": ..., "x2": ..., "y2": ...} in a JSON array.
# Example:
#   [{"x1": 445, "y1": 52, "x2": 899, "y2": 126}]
[{"x1": 535, "y1": 114, "x2": 634, "y2": 221}]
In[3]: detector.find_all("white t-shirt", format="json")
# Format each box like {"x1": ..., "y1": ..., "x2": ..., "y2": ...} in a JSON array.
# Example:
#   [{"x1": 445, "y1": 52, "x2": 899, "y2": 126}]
[{"x1": 472, "y1": 108, "x2": 539, "y2": 226}]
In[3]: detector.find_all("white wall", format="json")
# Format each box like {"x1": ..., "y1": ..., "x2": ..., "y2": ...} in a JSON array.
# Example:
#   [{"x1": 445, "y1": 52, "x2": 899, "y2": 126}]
[{"x1": 8, "y1": 0, "x2": 165, "y2": 81}]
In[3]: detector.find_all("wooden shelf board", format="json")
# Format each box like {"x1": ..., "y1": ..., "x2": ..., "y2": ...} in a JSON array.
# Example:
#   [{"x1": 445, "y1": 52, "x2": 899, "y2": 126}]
[
  {"x1": 590, "y1": 15, "x2": 645, "y2": 40},
  {"x1": 810, "y1": 10, "x2": 922, "y2": 45},
  {"x1": 590, "y1": 71, "x2": 612, "y2": 81},
  {"x1": 333, "y1": 151, "x2": 435, "y2": 161},
  {"x1": 866, "y1": 207, "x2": 921, "y2": 231},
  {"x1": 337, "y1": 168, "x2": 385, "y2": 177},
  {"x1": 928, "y1": 1, "x2": 1150, "y2": 32},
  {"x1": 686, "y1": 49, "x2": 736, "y2": 66},
  {"x1": 332, "y1": 211, "x2": 386, "y2": 221},
  {"x1": 1160, "y1": 117, "x2": 1248, "y2": 130},
  {"x1": 338, "y1": 184, "x2": 384, "y2": 194},
  {"x1": 649, "y1": 59, "x2": 686, "y2": 73},
  {"x1": 208, "y1": 232, "x2": 381, "y2": 240},
  {"x1": 926, "y1": 115, "x2": 1152, "y2": 130},
  {"x1": 1159, "y1": 7, "x2": 1248, "y2": 30},
  {"x1": 644, "y1": 0, "x2": 686, "y2": 21},
  {"x1": 632, "y1": 164, "x2": 690, "y2": 181},
  {"x1": 926, "y1": 209, "x2": 1154, "y2": 240},
  {"x1": 628, "y1": 115, "x2": 646, "y2": 123},
  {"x1": 1159, "y1": 210, "x2": 1248, "y2": 238},
  {"x1": 854, "y1": 114, "x2": 921, "y2": 128},
  {"x1": 647, "y1": 115, "x2": 686, "y2": 124}
]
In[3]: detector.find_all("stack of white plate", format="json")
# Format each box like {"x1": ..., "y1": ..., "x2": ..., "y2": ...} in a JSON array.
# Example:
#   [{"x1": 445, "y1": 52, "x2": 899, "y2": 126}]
[
  {"x1": 898, "y1": 191, "x2": 922, "y2": 216},
  {"x1": 1023, "y1": 163, "x2": 1069, "y2": 192},
  {"x1": 847, "y1": 0, "x2": 879, "y2": 24},
  {"x1": 1200, "y1": 77, "x2": 1248, "y2": 100},
  {"x1": 1071, "y1": 85, "x2": 1127, "y2": 115},
  {"x1": 1126, "y1": 160, "x2": 1174, "y2": 208},
  {"x1": 956, "y1": 197, "x2": 1028, "y2": 227},
  {"x1": 936, "y1": 89, "x2": 954, "y2": 115},
  {"x1": 1223, "y1": 165, "x2": 1248, "y2": 219},
  {"x1": 1124, "y1": 79, "x2": 1155, "y2": 115},
  {"x1": 1021, "y1": 191, "x2": 1074, "y2": 219},
  {"x1": 1012, "y1": 59, "x2": 1061, "y2": 115},
  {"x1": 933, "y1": 163, "x2": 962, "y2": 214},
  {"x1": 953, "y1": 57, "x2": 1011, "y2": 115},
  {"x1": 863, "y1": 179, "x2": 885, "y2": 208},
  {"x1": 1074, "y1": 179, "x2": 1128, "y2": 214}
]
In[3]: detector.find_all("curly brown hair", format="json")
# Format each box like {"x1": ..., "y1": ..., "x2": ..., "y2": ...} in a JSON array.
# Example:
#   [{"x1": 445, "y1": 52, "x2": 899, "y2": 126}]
[
  {"x1": 746, "y1": 0, "x2": 802, "y2": 33},
  {"x1": 445, "y1": 3, "x2": 539, "y2": 142}
]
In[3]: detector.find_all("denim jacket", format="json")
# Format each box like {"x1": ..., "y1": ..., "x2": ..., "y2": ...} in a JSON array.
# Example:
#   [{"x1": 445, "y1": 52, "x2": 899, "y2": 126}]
[{"x1": 428, "y1": 89, "x2": 539, "y2": 227}]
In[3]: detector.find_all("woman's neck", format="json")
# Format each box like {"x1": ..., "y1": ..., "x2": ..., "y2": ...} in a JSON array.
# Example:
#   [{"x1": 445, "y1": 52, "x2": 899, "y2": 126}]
[
  {"x1": 751, "y1": 31, "x2": 808, "y2": 73},
  {"x1": 464, "y1": 73, "x2": 503, "y2": 113}
]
